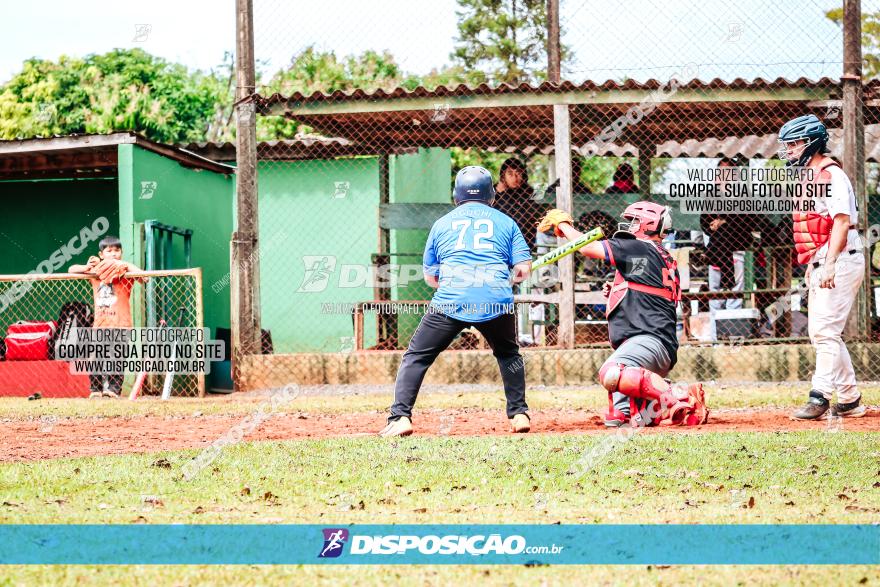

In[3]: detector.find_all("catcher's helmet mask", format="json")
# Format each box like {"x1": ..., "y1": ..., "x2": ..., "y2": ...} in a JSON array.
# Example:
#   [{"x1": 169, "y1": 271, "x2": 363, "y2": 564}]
[
  {"x1": 777, "y1": 114, "x2": 829, "y2": 167},
  {"x1": 615, "y1": 202, "x2": 673, "y2": 239}
]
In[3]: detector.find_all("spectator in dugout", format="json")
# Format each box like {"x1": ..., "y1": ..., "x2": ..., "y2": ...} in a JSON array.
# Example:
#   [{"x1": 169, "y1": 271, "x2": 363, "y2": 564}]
[
  {"x1": 571, "y1": 155, "x2": 593, "y2": 195},
  {"x1": 493, "y1": 157, "x2": 546, "y2": 246},
  {"x1": 701, "y1": 157, "x2": 751, "y2": 314},
  {"x1": 605, "y1": 162, "x2": 639, "y2": 194}
]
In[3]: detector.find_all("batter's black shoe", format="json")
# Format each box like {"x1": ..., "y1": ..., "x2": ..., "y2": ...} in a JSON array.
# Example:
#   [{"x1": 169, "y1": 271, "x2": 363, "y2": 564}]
[
  {"x1": 791, "y1": 390, "x2": 830, "y2": 420},
  {"x1": 830, "y1": 396, "x2": 867, "y2": 418}
]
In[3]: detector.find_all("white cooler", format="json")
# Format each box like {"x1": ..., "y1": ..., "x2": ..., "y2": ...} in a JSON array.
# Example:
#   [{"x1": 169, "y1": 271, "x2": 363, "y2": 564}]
[{"x1": 713, "y1": 308, "x2": 761, "y2": 339}]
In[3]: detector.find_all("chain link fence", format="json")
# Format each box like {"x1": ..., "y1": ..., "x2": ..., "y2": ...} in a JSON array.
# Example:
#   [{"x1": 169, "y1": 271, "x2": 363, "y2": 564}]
[
  {"x1": 0, "y1": 269, "x2": 205, "y2": 397},
  {"x1": 235, "y1": 0, "x2": 880, "y2": 388}
]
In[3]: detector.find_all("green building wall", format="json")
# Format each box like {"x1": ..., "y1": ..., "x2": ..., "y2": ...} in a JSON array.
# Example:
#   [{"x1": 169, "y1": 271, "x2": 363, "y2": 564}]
[
  {"x1": 0, "y1": 145, "x2": 448, "y2": 354},
  {"x1": 0, "y1": 178, "x2": 118, "y2": 332},
  {"x1": 256, "y1": 148, "x2": 450, "y2": 353},
  {"x1": 389, "y1": 148, "x2": 452, "y2": 346},
  {"x1": 257, "y1": 157, "x2": 380, "y2": 352},
  {"x1": 117, "y1": 144, "x2": 234, "y2": 335},
  {"x1": 0, "y1": 178, "x2": 118, "y2": 274}
]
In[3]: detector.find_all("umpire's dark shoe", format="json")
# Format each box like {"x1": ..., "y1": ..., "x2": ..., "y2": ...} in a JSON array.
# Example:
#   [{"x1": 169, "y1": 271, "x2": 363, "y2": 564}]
[
  {"x1": 791, "y1": 391, "x2": 830, "y2": 420},
  {"x1": 830, "y1": 395, "x2": 867, "y2": 418}
]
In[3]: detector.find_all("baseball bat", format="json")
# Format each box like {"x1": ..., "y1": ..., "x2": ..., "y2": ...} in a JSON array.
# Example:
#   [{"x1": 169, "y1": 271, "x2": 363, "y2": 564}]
[
  {"x1": 128, "y1": 371, "x2": 147, "y2": 401},
  {"x1": 161, "y1": 307, "x2": 187, "y2": 401},
  {"x1": 531, "y1": 227, "x2": 605, "y2": 271},
  {"x1": 130, "y1": 318, "x2": 166, "y2": 400}
]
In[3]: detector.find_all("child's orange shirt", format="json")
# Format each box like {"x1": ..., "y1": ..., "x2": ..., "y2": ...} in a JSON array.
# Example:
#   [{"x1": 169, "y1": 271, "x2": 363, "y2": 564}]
[{"x1": 91, "y1": 278, "x2": 134, "y2": 328}]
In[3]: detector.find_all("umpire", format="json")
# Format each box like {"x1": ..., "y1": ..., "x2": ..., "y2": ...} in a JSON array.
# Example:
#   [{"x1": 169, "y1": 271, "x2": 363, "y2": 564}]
[{"x1": 379, "y1": 166, "x2": 533, "y2": 437}]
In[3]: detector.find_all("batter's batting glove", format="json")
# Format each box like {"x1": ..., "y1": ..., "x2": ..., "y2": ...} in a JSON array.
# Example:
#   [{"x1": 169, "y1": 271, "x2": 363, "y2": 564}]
[{"x1": 537, "y1": 209, "x2": 574, "y2": 236}]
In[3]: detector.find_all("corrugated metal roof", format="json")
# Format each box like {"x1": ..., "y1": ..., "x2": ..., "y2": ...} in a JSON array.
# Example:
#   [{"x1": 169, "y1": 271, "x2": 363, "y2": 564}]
[
  {"x1": 654, "y1": 124, "x2": 880, "y2": 162},
  {"x1": 251, "y1": 76, "x2": 880, "y2": 152},
  {"x1": 256, "y1": 77, "x2": 863, "y2": 107},
  {"x1": 182, "y1": 126, "x2": 880, "y2": 162},
  {"x1": 179, "y1": 136, "x2": 362, "y2": 162},
  {"x1": 0, "y1": 132, "x2": 234, "y2": 179},
  {"x1": 181, "y1": 138, "x2": 640, "y2": 160}
]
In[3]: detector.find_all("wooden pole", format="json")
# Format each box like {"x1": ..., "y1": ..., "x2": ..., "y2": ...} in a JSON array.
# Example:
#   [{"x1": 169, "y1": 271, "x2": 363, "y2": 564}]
[
  {"x1": 547, "y1": 0, "x2": 561, "y2": 83},
  {"x1": 231, "y1": 0, "x2": 261, "y2": 386},
  {"x1": 547, "y1": 0, "x2": 572, "y2": 347},
  {"x1": 553, "y1": 104, "x2": 575, "y2": 348},
  {"x1": 842, "y1": 0, "x2": 869, "y2": 340}
]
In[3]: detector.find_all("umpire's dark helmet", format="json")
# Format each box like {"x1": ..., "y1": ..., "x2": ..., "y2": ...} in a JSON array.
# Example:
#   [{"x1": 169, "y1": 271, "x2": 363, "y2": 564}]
[
  {"x1": 453, "y1": 166, "x2": 496, "y2": 205},
  {"x1": 778, "y1": 114, "x2": 829, "y2": 167}
]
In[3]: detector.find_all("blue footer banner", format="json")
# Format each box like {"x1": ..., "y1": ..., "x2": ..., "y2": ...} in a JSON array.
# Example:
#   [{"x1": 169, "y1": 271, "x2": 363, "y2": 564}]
[{"x1": 0, "y1": 525, "x2": 877, "y2": 565}]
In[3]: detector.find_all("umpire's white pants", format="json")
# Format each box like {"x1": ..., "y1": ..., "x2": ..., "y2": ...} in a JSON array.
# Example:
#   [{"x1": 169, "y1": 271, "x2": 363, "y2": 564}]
[{"x1": 808, "y1": 254, "x2": 864, "y2": 403}]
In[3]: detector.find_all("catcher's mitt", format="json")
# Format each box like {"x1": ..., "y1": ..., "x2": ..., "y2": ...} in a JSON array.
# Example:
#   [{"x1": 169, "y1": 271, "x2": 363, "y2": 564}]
[
  {"x1": 537, "y1": 208, "x2": 574, "y2": 236},
  {"x1": 93, "y1": 259, "x2": 129, "y2": 285}
]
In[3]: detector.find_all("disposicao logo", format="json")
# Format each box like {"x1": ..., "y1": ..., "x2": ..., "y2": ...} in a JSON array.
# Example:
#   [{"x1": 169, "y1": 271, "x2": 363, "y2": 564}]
[
  {"x1": 318, "y1": 530, "x2": 560, "y2": 558},
  {"x1": 318, "y1": 528, "x2": 349, "y2": 558},
  {"x1": 349, "y1": 534, "x2": 527, "y2": 555}
]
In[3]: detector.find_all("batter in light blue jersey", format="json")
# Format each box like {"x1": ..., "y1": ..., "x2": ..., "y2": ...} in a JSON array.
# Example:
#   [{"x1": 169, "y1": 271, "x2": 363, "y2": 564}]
[
  {"x1": 424, "y1": 201, "x2": 531, "y2": 322},
  {"x1": 379, "y1": 166, "x2": 533, "y2": 437}
]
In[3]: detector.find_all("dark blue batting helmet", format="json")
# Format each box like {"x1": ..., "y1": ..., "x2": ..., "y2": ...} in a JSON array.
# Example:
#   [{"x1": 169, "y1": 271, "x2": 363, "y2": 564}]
[{"x1": 453, "y1": 166, "x2": 495, "y2": 205}]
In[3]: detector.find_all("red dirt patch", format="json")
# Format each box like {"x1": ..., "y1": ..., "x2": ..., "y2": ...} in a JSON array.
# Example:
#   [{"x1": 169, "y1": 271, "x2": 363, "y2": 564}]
[{"x1": 1, "y1": 408, "x2": 877, "y2": 463}]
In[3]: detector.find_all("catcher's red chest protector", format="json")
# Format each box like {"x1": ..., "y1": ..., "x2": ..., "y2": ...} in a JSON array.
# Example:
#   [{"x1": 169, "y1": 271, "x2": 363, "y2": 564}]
[
  {"x1": 792, "y1": 160, "x2": 839, "y2": 265},
  {"x1": 606, "y1": 242, "x2": 680, "y2": 317}
]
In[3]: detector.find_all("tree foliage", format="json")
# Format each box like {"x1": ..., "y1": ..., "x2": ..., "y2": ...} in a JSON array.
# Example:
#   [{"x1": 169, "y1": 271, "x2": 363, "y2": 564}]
[
  {"x1": 452, "y1": 0, "x2": 555, "y2": 85},
  {"x1": 0, "y1": 48, "x2": 234, "y2": 143},
  {"x1": 257, "y1": 47, "x2": 470, "y2": 140},
  {"x1": 258, "y1": 47, "x2": 407, "y2": 140},
  {"x1": 2, "y1": 0, "x2": 568, "y2": 150},
  {"x1": 826, "y1": 8, "x2": 880, "y2": 79}
]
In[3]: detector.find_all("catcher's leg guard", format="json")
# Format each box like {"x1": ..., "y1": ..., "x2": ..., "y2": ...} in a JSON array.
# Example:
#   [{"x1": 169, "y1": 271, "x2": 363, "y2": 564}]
[
  {"x1": 598, "y1": 363, "x2": 684, "y2": 425},
  {"x1": 680, "y1": 383, "x2": 709, "y2": 426},
  {"x1": 604, "y1": 394, "x2": 629, "y2": 427},
  {"x1": 599, "y1": 364, "x2": 630, "y2": 426}
]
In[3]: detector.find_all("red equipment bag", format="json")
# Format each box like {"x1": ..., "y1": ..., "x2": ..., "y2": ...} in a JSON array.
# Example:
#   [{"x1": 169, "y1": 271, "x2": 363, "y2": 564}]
[{"x1": 5, "y1": 321, "x2": 58, "y2": 361}]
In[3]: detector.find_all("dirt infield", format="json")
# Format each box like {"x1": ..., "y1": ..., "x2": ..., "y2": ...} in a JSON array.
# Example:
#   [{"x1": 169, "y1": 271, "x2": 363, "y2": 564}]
[{"x1": 1, "y1": 407, "x2": 877, "y2": 462}]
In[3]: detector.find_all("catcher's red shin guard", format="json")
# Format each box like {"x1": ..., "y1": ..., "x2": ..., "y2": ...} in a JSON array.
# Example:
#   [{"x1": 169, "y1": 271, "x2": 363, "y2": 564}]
[
  {"x1": 598, "y1": 362, "x2": 682, "y2": 424},
  {"x1": 604, "y1": 396, "x2": 628, "y2": 427},
  {"x1": 681, "y1": 383, "x2": 709, "y2": 426}
]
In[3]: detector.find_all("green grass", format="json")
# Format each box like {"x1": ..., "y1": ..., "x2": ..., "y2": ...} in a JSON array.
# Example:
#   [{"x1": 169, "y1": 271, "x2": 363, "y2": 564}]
[
  {"x1": 1, "y1": 431, "x2": 878, "y2": 585},
  {"x1": 1, "y1": 384, "x2": 878, "y2": 421},
  {"x1": 2, "y1": 384, "x2": 877, "y2": 585},
  {"x1": 2, "y1": 563, "x2": 878, "y2": 586},
  {"x1": 3, "y1": 433, "x2": 878, "y2": 524}
]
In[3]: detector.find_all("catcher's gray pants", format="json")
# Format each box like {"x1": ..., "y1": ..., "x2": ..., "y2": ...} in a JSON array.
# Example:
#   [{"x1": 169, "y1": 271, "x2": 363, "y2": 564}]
[
  {"x1": 603, "y1": 335, "x2": 672, "y2": 416},
  {"x1": 389, "y1": 311, "x2": 528, "y2": 421}
]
